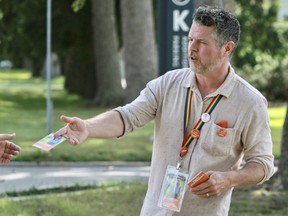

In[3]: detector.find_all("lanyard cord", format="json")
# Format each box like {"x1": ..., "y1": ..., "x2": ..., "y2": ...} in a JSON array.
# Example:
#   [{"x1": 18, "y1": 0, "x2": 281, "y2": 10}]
[
  {"x1": 183, "y1": 88, "x2": 193, "y2": 132},
  {"x1": 180, "y1": 88, "x2": 223, "y2": 157}
]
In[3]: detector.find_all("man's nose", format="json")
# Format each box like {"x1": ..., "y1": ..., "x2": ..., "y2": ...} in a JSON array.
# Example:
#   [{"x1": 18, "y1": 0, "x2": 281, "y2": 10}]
[{"x1": 188, "y1": 41, "x2": 198, "y2": 52}]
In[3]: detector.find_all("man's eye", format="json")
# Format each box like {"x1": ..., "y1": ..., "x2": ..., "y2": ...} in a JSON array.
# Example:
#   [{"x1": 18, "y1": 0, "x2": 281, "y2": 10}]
[{"x1": 199, "y1": 41, "x2": 207, "y2": 45}]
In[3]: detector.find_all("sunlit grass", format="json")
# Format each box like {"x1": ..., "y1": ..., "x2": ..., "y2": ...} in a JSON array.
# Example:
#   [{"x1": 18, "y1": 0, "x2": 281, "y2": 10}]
[
  {"x1": 0, "y1": 69, "x2": 64, "y2": 86},
  {"x1": 0, "y1": 182, "x2": 287, "y2": 216},
  {"x1": 268, "y1": 105, "x2": 286, "y2": 157},
  {"x1": 0, "y1": 182, "x2": 147, "y2": 216},
  {"x1": 0, "y1": 69, "x2": 31, "y2": 80}
]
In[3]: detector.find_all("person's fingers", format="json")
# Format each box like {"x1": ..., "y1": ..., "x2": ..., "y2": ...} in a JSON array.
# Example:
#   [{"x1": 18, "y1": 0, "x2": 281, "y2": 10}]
[
  {"x1": 9, "y1": 150, "x2": 20, "y2": 156},
  {"x1": 60, "y1": 115, "x2": 75, "y2": 124},
  {"x1": 7, "y1": 142, "x2": 21, "y2": 152},
  {"x1": 53, "y1": 127, "x2": 68, "y2": 138},
  {"x1": 0, "y1": 153, "x2": 13, "y2": 164},
  {"x1": 5, "y1": 147, "x2": 21, "y2": 155},
  {"x1": 0, "y1": 142, "x2": 20, "y2": 157},
  {"x1": 0, "y1": 141, "x2": 20, "y2": 164},
  {"x1": 69, "y1": 137, "x2": 80, "y2": 145},
  {"x1": 54, "y1": 116, "x2": 76, "y2": 138},
  {"x1": 0, "y1": 133, "x2": 16, "y2": 141},
  {"x1": 0, "y1": 141, "x2": 21, "y2": 153},
  {"x1": 55, "y1": 115, "x2": 86, "y2": 145},
  {"x1": 54, "y1": 116, "x2": 73, "y2": 138}
]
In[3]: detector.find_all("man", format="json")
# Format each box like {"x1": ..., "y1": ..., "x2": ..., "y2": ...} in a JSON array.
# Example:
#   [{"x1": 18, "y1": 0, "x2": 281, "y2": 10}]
[
  {"x1": 0, "y1": 133, "x2": 21, "y2": 164},
  {"x1": 54, "y1": 6, "x2": 274, "y2": 216}
]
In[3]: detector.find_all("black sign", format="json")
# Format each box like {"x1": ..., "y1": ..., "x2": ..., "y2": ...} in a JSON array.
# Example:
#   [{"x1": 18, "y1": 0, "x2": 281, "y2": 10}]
[{"x1": 158, "y1": 0, "x2": 194, "y2": 75}]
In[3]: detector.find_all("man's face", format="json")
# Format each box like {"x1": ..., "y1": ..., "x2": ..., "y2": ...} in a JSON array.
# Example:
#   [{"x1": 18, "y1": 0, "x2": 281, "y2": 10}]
[{"x1": 188, "y1": 22, "x2": 225, "y2": 75}]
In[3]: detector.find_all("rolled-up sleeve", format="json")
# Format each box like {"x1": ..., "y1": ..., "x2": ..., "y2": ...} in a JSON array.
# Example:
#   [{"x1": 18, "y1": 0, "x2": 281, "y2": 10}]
[
  {"x1": 242, "y1": 97, "x2": 275, "y2": 183},
  {"x1": 114, "y1": 80, "x2": 159, "y2": 138}
]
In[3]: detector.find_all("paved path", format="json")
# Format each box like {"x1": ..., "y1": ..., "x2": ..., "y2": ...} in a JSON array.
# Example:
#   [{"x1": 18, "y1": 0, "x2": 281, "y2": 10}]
[
  {"x1": 0, "y1": 161, "x2": 151, "y2": 194},
  {"x1": 0, "y1": 161, "x2": 278, "y2": 195}
]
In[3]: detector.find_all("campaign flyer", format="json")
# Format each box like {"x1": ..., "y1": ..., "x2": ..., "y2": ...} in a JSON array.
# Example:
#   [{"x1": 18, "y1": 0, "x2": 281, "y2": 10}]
[{"x1": 33, "y1": 133, "x2": 67, "y2": 151}]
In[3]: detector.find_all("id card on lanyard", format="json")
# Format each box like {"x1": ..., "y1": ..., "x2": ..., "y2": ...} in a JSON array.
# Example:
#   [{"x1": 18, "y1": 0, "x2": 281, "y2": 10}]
[
  {"x1": 158, "y1": 88, "x2": 223, "y2": 212},
  {"x1": 158, "y1": 165, "x2": 188, "y2": 212}
]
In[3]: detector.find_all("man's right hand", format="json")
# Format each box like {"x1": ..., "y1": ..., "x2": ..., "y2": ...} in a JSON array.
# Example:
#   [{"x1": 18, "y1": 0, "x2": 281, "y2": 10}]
[{"x1": 54, "y1": 115, "x2": 89, "y2": 145}]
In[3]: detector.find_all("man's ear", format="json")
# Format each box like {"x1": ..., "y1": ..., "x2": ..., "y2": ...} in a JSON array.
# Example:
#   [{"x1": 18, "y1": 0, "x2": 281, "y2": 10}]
[{"x1": 224, "y1": 41, "x2": 235, "y2": 56}]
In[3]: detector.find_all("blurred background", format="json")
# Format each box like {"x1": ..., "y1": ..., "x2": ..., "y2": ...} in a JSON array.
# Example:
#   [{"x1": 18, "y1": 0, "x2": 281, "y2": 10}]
[
  {"x1": 0, "y1": 0, "x2": 287, "y2": 102},
  {"x1": 0, "y1": 0, "x2": 287, "y2": 215}
]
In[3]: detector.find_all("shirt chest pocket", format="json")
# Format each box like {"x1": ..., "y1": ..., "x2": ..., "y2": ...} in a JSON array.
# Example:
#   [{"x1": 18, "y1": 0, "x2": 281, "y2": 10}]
[{"x1": 201, "y1": 123, "x2": 235, "y2": 156}]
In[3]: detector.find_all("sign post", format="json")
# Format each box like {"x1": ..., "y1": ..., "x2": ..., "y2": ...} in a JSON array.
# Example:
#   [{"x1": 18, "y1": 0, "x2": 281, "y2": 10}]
[
  {"x1": 158, "y1": 0, "x2": 194, "y2": 75},
  {"x1": 46, "y1": 0, "x2": 53, "y2": 134}
]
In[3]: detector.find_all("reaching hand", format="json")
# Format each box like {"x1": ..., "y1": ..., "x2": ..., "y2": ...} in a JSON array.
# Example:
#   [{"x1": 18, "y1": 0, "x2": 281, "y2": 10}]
[
  {"x1": 54, "y1": 115, "x2": 89, "y2": 145},
  {"x1": 0, "y1": 134, "x2": 21, "y2": 164}
]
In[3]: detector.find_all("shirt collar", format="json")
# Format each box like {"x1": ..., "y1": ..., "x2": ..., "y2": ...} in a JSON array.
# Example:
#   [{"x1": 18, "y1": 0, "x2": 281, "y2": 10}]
[
  {"x1": 182, "y1": 68, "x2": 193, "y2": 88},
  {"x1": 217, "y1": 66, "x2": 236, "y2": 98}
]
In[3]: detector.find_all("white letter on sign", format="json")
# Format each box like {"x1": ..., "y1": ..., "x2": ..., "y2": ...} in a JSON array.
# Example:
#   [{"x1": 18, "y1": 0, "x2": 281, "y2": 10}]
[{"x1": 173, "y1": 10, "x2": 189, "y2": 32}]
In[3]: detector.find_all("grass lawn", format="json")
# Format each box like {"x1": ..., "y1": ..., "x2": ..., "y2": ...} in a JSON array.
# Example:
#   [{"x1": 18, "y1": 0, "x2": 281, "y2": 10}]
[
  {"x1": 267, "y1": 105, "x2": 286, "y2": 157},
  {"x1": 0, "y1": 182, "x2": 287, "y2": 216},
  {"x1": 0, "y1": 69, "x2": 154, "y2": 161}
]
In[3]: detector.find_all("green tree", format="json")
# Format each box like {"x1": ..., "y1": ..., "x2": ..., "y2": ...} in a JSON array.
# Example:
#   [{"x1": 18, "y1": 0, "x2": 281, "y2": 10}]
[
  {"x1": 59, "y1": 0, "x2": 97, "y2": 99},
  {"x1": 193, "y1": 0, "x2": 235, "y2": 12},
  {"x1": 0, "y1": 1, "x2": 46, "y2": 75},
  {"x1": 234, "y1": 0, "x2": 283, "y2": 68},
  {"x1": 0, "y1": 0, "x2": 97, "y2": 99}
]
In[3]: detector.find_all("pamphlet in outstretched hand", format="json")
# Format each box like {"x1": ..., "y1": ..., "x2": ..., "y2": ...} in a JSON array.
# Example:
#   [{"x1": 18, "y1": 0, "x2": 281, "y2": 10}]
[{"x1": 33, "y1": 133, "x2": 67, "y2": 151}]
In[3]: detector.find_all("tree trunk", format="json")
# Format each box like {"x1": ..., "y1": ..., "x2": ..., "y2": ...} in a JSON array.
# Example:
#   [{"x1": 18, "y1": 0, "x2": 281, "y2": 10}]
[
  {"x1": 121, "y1": 0, "x2": 158, "y2": 103},
  {"x1": 64, "y1": 44, "x2": 96, "y2": 99},
  {"x1": 279, "y1": 104, "x2": 288, "y2": 190},
  {"x1": 91, "y1": 0, "x2": 124, "y2": 106},
  {"x1": 64, "y1": 0, "x2": 96, "y2": 99}
]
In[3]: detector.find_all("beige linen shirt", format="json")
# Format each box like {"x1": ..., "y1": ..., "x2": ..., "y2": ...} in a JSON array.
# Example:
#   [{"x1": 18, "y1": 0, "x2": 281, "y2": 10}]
[{"x1": 115, "y1": 66, "x2": 274, "y2": 216}]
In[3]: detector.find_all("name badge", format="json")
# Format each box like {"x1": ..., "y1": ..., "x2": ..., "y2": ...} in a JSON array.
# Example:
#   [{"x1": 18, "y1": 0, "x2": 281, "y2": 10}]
[{"x1": 158, "y1": 165, "x2": 188, "y2": 212}]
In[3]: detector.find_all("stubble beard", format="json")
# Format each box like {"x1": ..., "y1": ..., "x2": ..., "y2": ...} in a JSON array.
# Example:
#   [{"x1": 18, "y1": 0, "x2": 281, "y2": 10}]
[
  {"x1": 189, "y1": 52, "x2": 222, "y2": 75},
  {"x1": 190, "y1": 63, "x2": 208, "y2": 75}
]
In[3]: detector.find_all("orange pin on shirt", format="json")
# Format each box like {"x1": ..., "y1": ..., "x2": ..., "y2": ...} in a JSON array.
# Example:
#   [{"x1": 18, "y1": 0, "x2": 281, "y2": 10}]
[
  {"x1": 217, "y1": 128, "x2": 227, "y2": 137},
  {"x1": 190, "y1": 129, "x2": 200, "y2": 139},
  {"x1": 216, "y1": 120, "x2": 228, "y2": 128},
  {"x1": 216, "y1": 120, "x2": 228, "y2": 137},
  {"x1": 180, "y1": 146, "x2": 188, "y2": 157}
]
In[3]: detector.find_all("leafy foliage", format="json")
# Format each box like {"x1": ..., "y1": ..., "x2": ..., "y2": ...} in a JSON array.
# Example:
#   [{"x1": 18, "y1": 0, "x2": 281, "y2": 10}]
[
  {"x1": 234, "y1": 0, "x2": 284, "y2": 67},
  {"x1": 0, "y1": 1, "x2": 46, "y2": 74},
  {"x1": 72, "y1": 0, "x2": 86, "y2": 12},
  {"x1": 233, "y1": 0, "x2": 288, "y2": 101}
]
